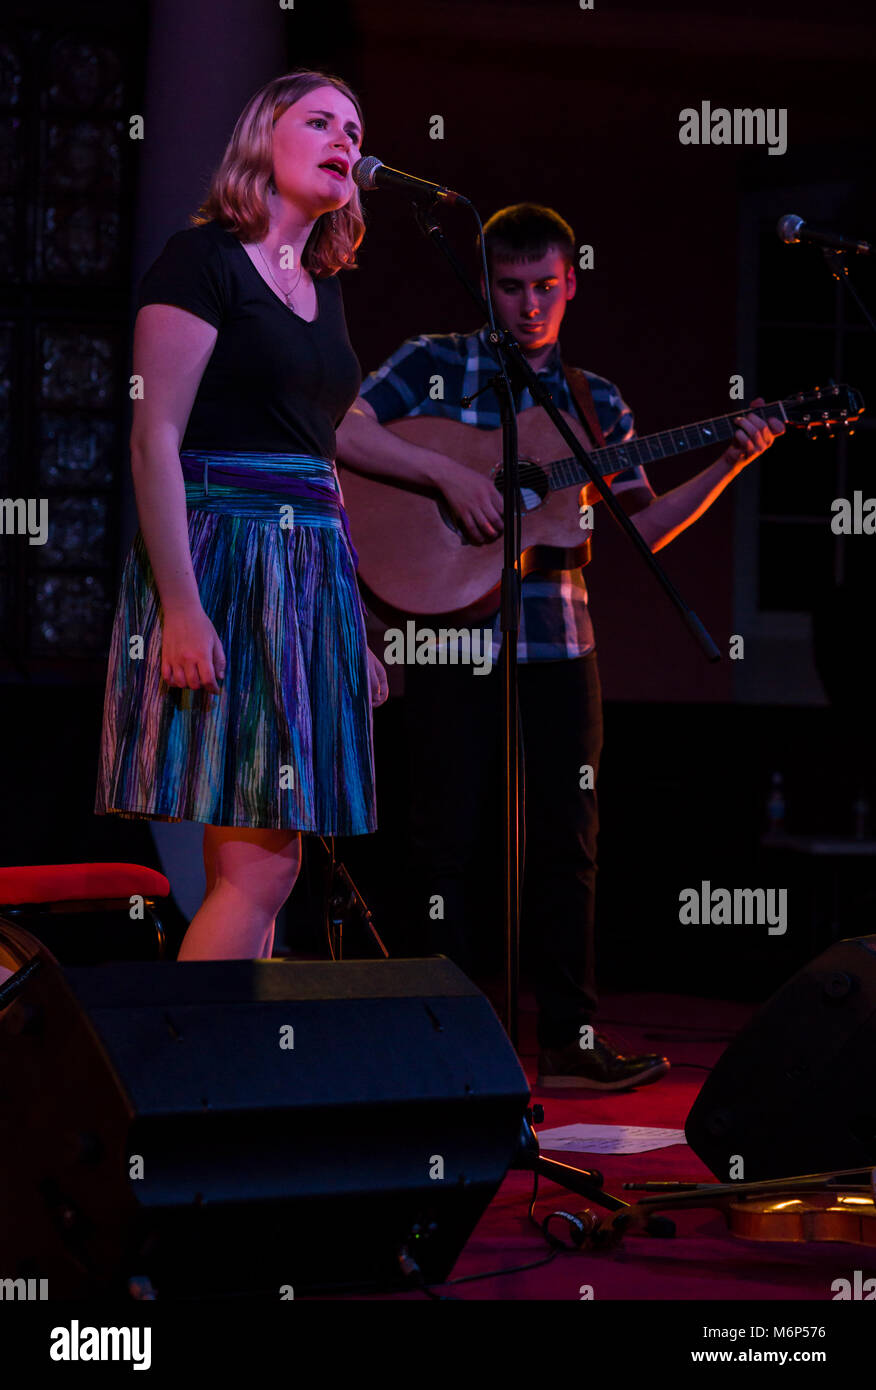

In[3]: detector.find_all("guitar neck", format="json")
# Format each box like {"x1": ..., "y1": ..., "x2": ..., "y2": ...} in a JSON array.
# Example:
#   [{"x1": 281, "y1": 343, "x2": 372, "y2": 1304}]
[{"x1": 549, "y1": 400, "x2": 788, "y2": 490}]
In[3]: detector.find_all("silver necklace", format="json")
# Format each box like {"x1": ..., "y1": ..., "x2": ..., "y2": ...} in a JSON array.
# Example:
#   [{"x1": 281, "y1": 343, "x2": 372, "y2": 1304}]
[{"x1": 255, "y1": 240, "x2": 304, "y2": 308}]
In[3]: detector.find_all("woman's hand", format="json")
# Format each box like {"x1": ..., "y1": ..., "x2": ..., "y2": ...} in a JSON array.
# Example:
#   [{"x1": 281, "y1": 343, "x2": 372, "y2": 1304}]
[
  {"x1": 161, "y1": 604, "x2": 226, "y2": 693},
  {"x1": 437, "y1": 460, "x2": 504, "y2": 545},
  {"x1": 367, "y1": 647, "x2": 389, "y2": 706}
]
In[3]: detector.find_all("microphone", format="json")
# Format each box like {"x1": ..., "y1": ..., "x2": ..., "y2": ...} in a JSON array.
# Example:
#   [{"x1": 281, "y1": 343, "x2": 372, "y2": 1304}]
[
  {"x1": 352, "y1": 156, "x2": 468, "y2": 206},
  {"x1": 777, "y1": 214, "x2": 872, "y2": 256}
]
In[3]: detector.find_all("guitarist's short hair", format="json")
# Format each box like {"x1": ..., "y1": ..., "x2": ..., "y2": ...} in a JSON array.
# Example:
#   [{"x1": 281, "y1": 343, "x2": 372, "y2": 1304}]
[{"x1": 480, "y1": 204, "x2": 575, "y2": 272}]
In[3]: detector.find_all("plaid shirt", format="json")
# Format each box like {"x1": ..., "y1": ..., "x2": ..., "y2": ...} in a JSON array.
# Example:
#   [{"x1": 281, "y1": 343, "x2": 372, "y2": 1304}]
[{"x1": 359, "y1": 326, "x2": 653, "y2": 661}]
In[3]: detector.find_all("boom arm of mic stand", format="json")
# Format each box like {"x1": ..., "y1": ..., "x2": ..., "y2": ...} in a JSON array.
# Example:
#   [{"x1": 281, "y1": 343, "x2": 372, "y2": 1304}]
[{"x1": 409, "y1": 199, "x2": 721, "y2": 663}]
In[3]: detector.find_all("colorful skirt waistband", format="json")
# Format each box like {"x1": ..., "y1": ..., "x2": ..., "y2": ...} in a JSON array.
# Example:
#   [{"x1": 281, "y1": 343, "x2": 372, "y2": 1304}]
[{"x1": 179, "y1": 450, "x2": 358, "y2": 566}]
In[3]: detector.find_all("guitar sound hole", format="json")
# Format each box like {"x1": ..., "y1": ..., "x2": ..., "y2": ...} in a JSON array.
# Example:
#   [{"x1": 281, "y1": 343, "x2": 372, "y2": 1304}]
[
  {"x1": 436, "y1": 460, "x2": 549, "y2": 541},
  {"x1": 492, "y1": 459, "x2": 549, "y2": 511}
]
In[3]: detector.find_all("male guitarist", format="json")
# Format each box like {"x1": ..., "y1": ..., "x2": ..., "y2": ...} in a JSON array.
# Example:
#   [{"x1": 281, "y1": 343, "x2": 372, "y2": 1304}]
[{"x1": 335, "y1": 203, "x2": 784, "y2": 1089}]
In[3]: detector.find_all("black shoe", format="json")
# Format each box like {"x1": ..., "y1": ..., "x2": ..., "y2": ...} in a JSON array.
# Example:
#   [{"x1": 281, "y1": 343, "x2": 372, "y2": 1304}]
[{"x1": 536, "y1": 1030, "x2": 670, "y2": 1091}]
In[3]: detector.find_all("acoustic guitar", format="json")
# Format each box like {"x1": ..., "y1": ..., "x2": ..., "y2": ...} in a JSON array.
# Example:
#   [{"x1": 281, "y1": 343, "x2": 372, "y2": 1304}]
[{"x1": 338, "y1": 384, "x2": 864, "y2": 622}]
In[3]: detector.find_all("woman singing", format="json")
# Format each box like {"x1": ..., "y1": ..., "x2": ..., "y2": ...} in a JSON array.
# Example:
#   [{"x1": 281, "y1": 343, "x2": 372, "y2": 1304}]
[{"x1": 94, "y1": 70, "x2": 388, "y2": 962}]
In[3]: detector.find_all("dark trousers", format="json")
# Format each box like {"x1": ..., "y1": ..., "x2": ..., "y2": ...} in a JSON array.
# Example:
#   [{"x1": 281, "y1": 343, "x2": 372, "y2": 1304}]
[{"x1": 402, "y1": 649, "x2": 603, "y2": 1049}]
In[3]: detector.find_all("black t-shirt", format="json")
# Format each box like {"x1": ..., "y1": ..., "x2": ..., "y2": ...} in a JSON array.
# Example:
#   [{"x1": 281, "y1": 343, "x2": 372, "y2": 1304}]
[{"x1": 136, "y1": 220, "x2": 362, "y2": 458}]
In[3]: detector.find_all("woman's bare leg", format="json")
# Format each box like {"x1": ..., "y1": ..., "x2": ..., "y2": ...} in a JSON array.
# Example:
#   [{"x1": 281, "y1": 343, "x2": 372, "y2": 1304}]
[
  {"x1": 202, "y1": 828, "x2": 278, "y2": 958},
  {"x1": 203, "y1": 822, "x2": 278, "y2": 956},
  {"x1": 178, "y1": 825, "x2": 301, "y2": 960}
]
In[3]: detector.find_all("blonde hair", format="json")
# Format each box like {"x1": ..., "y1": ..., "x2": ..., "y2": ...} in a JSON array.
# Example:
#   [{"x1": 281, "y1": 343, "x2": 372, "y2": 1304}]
[{"x1": 192, "y1": 70, "x2": 365, "y2": 277}]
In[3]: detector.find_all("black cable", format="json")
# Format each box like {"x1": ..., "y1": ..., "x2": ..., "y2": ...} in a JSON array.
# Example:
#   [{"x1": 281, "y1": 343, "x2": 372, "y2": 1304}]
[
  {"x1": 397, "y1": 1248, "x2": 459, "y2": 1299},
  {"x1": 393, "y1": 1172, "x2": 562, "y2": 1295},
  {"x1": 446, "y1": 1170, "x2": 607, "y2": 1282},
  {"x1": 443, "y1": 1248, "x2": 560, "y2": 1286}
]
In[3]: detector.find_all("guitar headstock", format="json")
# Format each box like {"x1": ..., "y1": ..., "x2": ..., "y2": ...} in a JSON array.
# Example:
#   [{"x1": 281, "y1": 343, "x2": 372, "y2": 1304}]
[{"x1": 783, "y1": 382, "x2": 865, "y2": 438}]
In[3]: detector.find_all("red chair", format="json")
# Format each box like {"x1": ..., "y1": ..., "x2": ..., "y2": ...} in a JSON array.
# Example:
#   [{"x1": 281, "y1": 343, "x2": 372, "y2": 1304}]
[{"x1": 0, "y1": 863, "x2": 170, "y2": 961}]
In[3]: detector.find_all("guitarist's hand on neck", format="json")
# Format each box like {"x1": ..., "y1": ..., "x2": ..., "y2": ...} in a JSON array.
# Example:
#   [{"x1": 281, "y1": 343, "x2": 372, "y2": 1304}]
[
  {"x1": 722, "y1": 396, "x2": 786, "y2": 472},
  {"x1": 631, "y1": 396, "x2": 786, "y2": 553}
]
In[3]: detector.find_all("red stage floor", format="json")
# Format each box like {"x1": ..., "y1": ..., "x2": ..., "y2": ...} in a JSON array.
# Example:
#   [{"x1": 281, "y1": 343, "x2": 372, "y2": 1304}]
[{"x1": 350, "y1": 990, "x2": 876, "y2": 1301}]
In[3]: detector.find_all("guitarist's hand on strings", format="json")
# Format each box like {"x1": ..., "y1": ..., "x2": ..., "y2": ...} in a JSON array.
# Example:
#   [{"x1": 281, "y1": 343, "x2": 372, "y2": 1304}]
[
  {"x1": 723, "y1": 397, "x2": 785, "y2": 469},
  {"x1": 438, "y1": 460, "x2": 504, "y2": 544}
]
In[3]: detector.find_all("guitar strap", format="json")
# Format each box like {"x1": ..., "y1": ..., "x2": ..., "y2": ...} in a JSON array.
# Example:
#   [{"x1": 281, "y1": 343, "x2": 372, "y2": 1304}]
[
  {"x1": 525, "y1": 362, "x2": 602, "y2": 579},
  {"x1": 561, "y1": 364, "x2": 607, "y2": 450}
]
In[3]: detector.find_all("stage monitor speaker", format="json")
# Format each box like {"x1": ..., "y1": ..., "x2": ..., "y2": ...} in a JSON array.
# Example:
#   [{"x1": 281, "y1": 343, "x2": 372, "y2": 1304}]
[
  {"x1": 685, "y1": 933, "x2": 876, "y2": 1182},
  {"x1": 0, "y1": 926, "x2": 530, "y2": 1298}
]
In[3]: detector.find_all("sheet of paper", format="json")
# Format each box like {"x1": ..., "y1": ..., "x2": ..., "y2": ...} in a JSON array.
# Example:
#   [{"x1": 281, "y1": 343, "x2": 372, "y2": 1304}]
[{"x1": 535, "y1": 1123, "x2": 687, "y2": 1154}]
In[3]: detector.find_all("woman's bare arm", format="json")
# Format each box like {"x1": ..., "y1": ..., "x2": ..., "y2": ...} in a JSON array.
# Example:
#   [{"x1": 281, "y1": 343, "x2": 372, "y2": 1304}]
[
  {"x1": 129, "y1": 304, "x2": 225, "y2": 690},
  {"x1": 130, "y1": 304, "x2": 217, "y2": 608}
]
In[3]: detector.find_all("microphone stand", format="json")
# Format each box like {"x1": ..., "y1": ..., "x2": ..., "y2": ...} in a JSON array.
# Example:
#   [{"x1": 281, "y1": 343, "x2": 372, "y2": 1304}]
[
  {"x1": 409, "y1": 196, "x2": 721, "y2": 1053},
  {"x1": 318, "y1": 836, "x2": 389, "y2": 960},
  {"x1": 822, "y1": 247, "x2": 876, "y2": 335}
]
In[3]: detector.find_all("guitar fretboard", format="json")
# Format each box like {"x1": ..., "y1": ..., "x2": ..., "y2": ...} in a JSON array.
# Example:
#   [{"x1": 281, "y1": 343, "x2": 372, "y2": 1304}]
[{"x1": 548, "y1": 401, "x2": 787, "y2": 491}]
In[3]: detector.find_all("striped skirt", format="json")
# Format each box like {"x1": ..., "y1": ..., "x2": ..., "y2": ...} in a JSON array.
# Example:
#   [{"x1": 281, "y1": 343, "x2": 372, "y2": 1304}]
[{"x1": 94, "y1": 451, "x2": 377, "y2": 834}]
